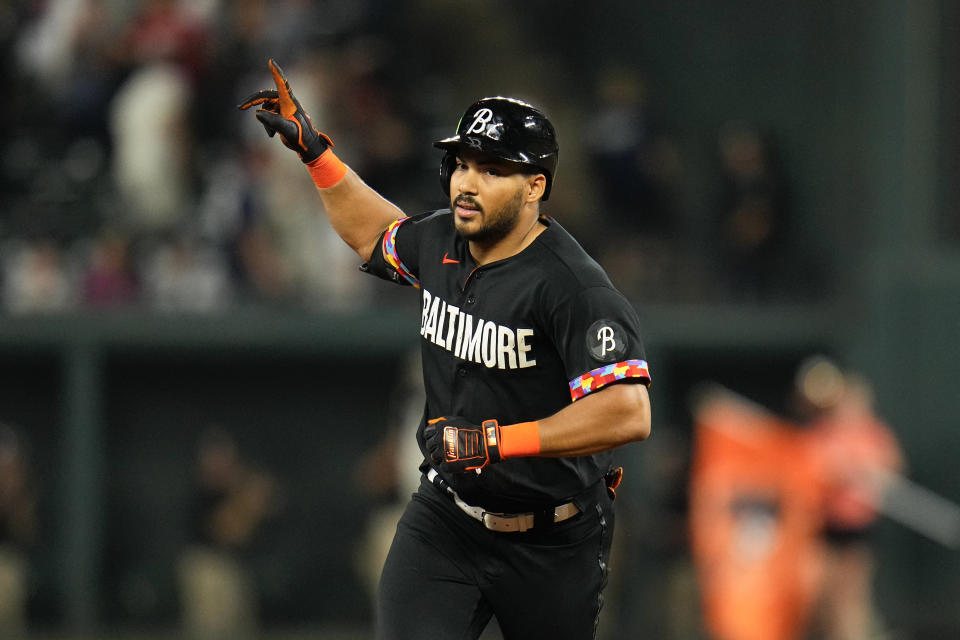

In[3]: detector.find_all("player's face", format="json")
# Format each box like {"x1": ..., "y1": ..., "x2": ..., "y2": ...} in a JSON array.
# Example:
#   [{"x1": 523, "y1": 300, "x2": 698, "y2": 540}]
[{"x1": 450, "y1": 152, "x2": 532, "y2": 245}]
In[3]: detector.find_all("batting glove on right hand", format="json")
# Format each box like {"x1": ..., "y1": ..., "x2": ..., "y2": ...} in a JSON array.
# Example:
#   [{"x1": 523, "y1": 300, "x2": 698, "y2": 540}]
[
  {"x1": 424, "y1": 416, "x2": 503, "y2": 473},
  {"x1": 238, "y1": 59, "x2": 332, "y2": 162}
]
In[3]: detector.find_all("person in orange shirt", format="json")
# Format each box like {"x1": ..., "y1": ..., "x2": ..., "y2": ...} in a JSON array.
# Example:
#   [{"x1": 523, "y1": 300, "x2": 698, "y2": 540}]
[
  {"x1": 795, "y1": 356, "x2": 904, "y2": 640},
  {"x1": 689, "y1": 386, "x2": 825, "y2": 640}
]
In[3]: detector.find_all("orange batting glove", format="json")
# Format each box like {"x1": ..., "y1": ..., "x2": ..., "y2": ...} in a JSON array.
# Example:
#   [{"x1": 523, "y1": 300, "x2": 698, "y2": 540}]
[
  {"x1": 424, "y1": 417, "x2": 540, "y2": 473},
  {"x1": 238, "y1": 59, "x2": 333, "y2": 163}
]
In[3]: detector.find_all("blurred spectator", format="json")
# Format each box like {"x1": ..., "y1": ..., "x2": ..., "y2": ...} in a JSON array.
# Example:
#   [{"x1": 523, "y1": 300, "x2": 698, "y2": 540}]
[
  {"x1": 333, "y1": 36, "x2": 434, "y2": 211},
  {"x1": 712, "y1": 120, "x2": 790, "y2": 301},
  {"x1": 14, "y1": 0, "x2": 121, "y2": 144},
  {"x1": 142, "y1": 235, "x2": 232, "y2": 312},
  {"x1": 196, "y1": 144, "x2": 296, "y2": 306},
  {"x1": 120, "y1": 0, "x2": 211, "y2": 82},
  {"x1": 16, "y1": 0, "x2": 113, "y2": 97},
  {"x1": 353, "y1": 349, "x2": 425, "y2": 605},
  {"x1": 55, "y1": 0, "x2": 129, "y2": 142},
  {"x1": 794, "y1": 356, "x2": 905, "y2": 640},
  {"x1": 689, "y1": 385, "x2": 825, "y2": 640},
  {"x1": 584, "y1": 66, "x2": 676, "y2": 237},
  {"x1": 231, "y1": 221, "x2": 294, "y2": 303},
  {"x1": 178, "y1": 426, "x2": 280, "y2": 640},
  {"x1": 109, "y1": 62, "x2": 193, "y2": 234},
  {"x1": 1, "y1": 238, "x2": 75, "y2": 313},
  {"x1": 79, "y1": 229, "x2": 140, "y2": 307},
  {"x1": 104, "y1": 0, "x2": 214, "y2": 235},
  {"x1": 582, "y1": 66, "x2": 688, "y2": 302},
  {"x1": 0, "y1": 424, "x2": 36, "y2": 638}
]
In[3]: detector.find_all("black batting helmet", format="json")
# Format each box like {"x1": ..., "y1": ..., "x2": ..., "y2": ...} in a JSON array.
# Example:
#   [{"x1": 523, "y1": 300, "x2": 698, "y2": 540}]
[{"x1": 434, "y1": 96, "x2": 559, "y2": 200}]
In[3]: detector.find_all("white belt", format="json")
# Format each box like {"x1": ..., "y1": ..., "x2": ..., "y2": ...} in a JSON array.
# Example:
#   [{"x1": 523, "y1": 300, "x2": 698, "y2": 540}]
[{"x1": 426, "y1": 468, "x2": 580, "y2": 533}]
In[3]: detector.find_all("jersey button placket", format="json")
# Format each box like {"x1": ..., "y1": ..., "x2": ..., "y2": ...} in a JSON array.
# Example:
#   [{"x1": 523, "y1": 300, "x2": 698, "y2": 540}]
[
  {"x1": 454, "y1": 268, "x2": 474, "y2": 385},
  {"x1": 462, "y1": 267, "x2": 483, "y2": 306}
]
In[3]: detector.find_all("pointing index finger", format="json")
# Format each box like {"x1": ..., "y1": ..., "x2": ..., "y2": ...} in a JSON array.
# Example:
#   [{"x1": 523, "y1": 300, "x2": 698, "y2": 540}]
[{"x1": 268, "y1": 59, "x2": 297, "y2": 119}]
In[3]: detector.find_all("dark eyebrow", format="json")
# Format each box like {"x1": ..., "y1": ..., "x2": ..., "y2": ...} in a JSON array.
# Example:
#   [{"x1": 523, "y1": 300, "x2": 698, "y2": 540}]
[{"x1": 456, "y1": 155, "x2": 524, "y2": 173}]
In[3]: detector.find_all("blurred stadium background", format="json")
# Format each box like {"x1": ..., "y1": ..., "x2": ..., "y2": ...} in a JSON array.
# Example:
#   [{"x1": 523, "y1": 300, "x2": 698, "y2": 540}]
[{"x1": 1, "y1": 0, "x2": 958, "y2": 638}]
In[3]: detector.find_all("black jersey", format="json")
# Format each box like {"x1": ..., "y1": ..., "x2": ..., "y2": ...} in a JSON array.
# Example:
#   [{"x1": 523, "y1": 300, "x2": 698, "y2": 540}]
[{"x1": 366, "y1": 210, "x2": 651, "y2": 512}]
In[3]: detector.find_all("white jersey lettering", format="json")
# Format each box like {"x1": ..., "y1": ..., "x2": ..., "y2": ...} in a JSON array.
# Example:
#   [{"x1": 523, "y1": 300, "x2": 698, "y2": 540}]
[
  {"x1": 465, "y1": 320, "x2": 483, "y2": 363},
  {"x1": 453, "y1": 308, "x2": 467, "y2": 357},
  {"x1": 497, "y1": 325, "x2": 517, "y2": 370},
  {"x1": 435, "y1": 300, "x2": 448, "y2": 348},
  {"x1": 423, "y1": 295, "x2": 440, "y2": 342},
  {"x1": 481, "y1": 321, "x2": 497, "y2": 368},
  {"x1": 445, "y1": 304, "x2": 460, "y2": 349},
  {"x1": 420, "y1": 289, "x2": 433, "y2": 335},
  {"x1": 517, "y1": 328, "x2": 536, "y2": 368},
  {"x1": 420, "y1": 288, "x2": 535, "y2": 370}
]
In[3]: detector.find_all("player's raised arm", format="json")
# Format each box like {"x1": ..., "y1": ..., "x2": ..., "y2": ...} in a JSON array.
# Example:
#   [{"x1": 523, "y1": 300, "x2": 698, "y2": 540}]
[{"x1": 238, "y1": 59, "x2": 403, "y2": 261}]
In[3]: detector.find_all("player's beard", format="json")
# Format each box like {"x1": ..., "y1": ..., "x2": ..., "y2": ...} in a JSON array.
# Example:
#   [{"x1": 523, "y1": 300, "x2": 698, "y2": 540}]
[{"x1": 453, "y1": 187, "x2": 525, "y2": 246}]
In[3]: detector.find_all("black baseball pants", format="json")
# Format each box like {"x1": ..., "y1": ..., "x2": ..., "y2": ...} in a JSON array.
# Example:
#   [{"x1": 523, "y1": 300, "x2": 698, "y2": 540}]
[{"x1": 376, "y1": 475, "x2": 615, "y2": 640}]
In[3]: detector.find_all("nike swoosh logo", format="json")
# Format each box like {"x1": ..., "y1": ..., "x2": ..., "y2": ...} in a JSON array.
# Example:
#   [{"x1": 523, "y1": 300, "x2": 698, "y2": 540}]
[{"x1": 442, "y1": 252, "x2": 459, "y2": 264}]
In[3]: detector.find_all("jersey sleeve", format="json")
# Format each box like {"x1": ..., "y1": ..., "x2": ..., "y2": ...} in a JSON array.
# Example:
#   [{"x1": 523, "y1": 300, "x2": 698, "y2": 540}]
[
  {"x1": 362, "y1": 212, "x2": 432, "y2": 287},
  {"x1": 551, "y1": 286, "x2": 651, "y2": 402}
]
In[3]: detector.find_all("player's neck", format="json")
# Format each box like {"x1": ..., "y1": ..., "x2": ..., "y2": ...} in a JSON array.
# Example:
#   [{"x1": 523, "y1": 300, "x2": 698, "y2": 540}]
[{"x1": 470, "y1": 210, "x2": 546, "y2": 266}]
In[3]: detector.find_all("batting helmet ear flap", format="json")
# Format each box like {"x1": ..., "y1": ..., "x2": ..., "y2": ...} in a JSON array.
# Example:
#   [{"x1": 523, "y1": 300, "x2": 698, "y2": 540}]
[{"x1": 439, "y1": 151, "x2": 457, "y2": 197}]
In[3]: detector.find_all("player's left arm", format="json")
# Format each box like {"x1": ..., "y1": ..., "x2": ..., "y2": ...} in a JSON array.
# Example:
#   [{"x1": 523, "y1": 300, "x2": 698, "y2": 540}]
[
  {"x1": 538, "y1": 282, "x2": 652, "y2": 456},
  {"x1": 536, "y1": 381, "x2": 651, "y2": 456}
]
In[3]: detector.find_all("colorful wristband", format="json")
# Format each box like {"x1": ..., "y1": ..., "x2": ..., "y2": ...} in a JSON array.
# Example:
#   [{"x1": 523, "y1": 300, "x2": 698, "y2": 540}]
[
  {"x1": 305, "y1": 148, "x2": 347, "y2": 188},
  {"x1": 498, "y1": 421, "x2": 541, "y2": 459}
]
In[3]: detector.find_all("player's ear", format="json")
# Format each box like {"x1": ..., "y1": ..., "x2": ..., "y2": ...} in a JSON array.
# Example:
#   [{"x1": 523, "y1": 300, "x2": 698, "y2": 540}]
[{"x1": 525, "y1": 174, "x2": 547, "y2": 202}]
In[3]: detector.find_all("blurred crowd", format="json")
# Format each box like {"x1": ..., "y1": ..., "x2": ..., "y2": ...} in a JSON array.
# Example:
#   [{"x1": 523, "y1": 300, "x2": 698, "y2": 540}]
[
  {"x1": 1, "y1": 352, "x2": 915, "y2": 640},
  {"x1": 1, "y1": 0, "x2": 438, "y2": 314},
  {"x1": 0, "y1": 0, "x2": 818, "y2": 316}
]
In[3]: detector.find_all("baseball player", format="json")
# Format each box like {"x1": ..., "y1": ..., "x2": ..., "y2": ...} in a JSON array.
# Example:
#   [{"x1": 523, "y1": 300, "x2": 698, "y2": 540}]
[{"x1": 240, "y1": 60, "x2": 653, "y2": 640}]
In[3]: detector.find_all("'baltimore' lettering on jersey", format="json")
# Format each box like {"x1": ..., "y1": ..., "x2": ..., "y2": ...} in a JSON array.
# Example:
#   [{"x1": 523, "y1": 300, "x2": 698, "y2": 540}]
[{"x1": 420, "y1": 289, "x2": 536, "y2": 370}]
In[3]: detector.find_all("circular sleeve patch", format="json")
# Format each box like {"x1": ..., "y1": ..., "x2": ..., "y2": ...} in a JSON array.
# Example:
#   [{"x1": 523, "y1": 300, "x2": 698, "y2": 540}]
[{"x1": 586, "y1": 319, "x2": 628, "y2": 363}]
